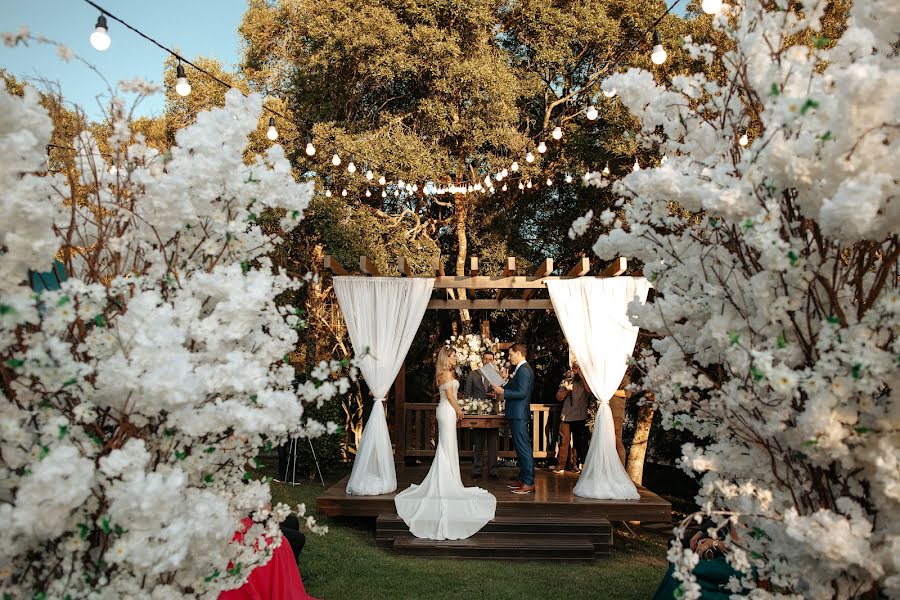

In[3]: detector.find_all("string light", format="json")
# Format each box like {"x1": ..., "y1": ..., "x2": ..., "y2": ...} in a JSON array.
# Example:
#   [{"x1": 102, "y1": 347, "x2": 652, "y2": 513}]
[
  {"x1": 525, "y1": 152, "x2": 535, "y2": 163},
  {"x1": 501, "y1": 168, "x2": 508, "y2": 177},
  {"x1": 633, "y1": 159, "x2": 641, "y2": 171},
  {"x1": 565, "y1": 174, "x2": 573, "y2": 183},
  {"x1": 651, "y1": 30, "x2": 667, "y2": 65},
  {"x1": 325, "y1": 189, "x2": 332, "y2": 197},
  {"x1": 518, "y1": 182, "x2": 525, "y2": 190},
  {"x1": 365, "y1": 169, "x2": 374, "y2": 181},
  {"x1": 378, "y1": 175, "x2": 386, "y2": 185},
  {"x1": 175, "y1": 62, "x2": 191, "y2": 97},
  {"x1": 381, "y1": 190, "x2": 387, "y2": 198},
  {"x1": 603, "y1": 88, "x2": 617, "y2": 98},
  {"x1": 501, "y1": 183, "x2": 507, "y2": 191},
  {"x1": 537, "y1": 141, "x2": 547, "y2": 154},
  {"x1": 526, "y1": 181, "x2": 533, "y2": 189},
  {"x1": 702, "y1": 0, "x2": 723, "y2": 14},
  {"x1": 305, "y1": 137, "x2": 316, "y2": 156},
  {"x1": 347, "y1": 161, "x2": 356, "y2": 174},
  {"x1": 90, "y1": 14, "x2": 111, "y2": 51},
  {"x1": 511, "y1": 161, "x2": 519, "y2": 172},
  {"x1": 546, "y1": 177, "x2": 553, "y2": 186},
  {"x1": 552, "y1": 126, "x2": 563, "y2": 140},
  {"x1": 365, "y1": 188, "x2": 371, "y2": 197},
  {"x1": 739, "y1": 133, "x2": 749, "y2": 146},
  {"x1": 603, "y1": 163, "x2": 610, "y2": 175},
  {"x1": 585, "y1": 105, "x2": 599, "y2": 120},
  {"x1": 266, "y1": 117, "x2": 278, "y2": 141},
  {"x1": 394, "y1": 190, "x2": 400, "y2": 197},
  {"x1": 341, "y1": 189, "x2": 348, "y2": 197},
  {"x1": 331, "y1": 153, "x2": 341, "y2": 166}
]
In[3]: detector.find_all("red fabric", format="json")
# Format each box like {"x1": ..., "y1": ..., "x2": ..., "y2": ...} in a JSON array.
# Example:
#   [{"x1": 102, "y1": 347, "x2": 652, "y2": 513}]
[{"x1": 219, "y1": 518, "x2": 318, "y2": 600}]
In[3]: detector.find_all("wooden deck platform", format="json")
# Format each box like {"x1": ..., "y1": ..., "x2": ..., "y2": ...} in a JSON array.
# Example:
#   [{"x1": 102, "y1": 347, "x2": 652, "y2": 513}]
[
  {"x1": 317, "y1": 465, "x2": 670, "y2": 560},
  {"x1": 317, "y1": 465, "x2": 672, "y2": 522}
]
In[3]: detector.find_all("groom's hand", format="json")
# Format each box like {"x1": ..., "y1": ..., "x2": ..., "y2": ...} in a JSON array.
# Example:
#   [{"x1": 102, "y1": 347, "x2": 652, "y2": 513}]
[{"x1": 491, "y1": 384, "x2": 504, "y2": 396}]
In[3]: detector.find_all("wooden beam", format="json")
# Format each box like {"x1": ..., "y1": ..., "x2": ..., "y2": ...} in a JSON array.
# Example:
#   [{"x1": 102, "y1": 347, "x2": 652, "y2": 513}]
[
  {"x1": 600, "y1": 257, "x2": 627, "y2": 277},
  {"x1": 428, "y1": 298, "x2": 554, "y2": 310},
  {"x1": 567, "y1": 257, "x2": 590, "y2": 277},
  {"x1": 496, "y1": 257, "x2": 516, "y2": 301},
  {"x1": 522, "y1": 259, "x2": 553, "y2": 300},
  {"x1": 324, "y1": 255, "x2": 350, "y2": 276},
  {"x1": 470, "y1": 256, "x2": 479, "y2": 278},
  {"x1": 398, "y1": 257, "x2": 413, "y2": 277},
  {"x1": 432, "y1": 256, "x2": 455, "y2": 299},
  {"x1": 359, "y1": 255, "x2": 381, "y2": 276}
]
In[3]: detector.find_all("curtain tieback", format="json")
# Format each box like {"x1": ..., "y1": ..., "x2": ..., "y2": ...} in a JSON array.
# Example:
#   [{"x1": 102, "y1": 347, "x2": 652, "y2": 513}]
[{"x1": 374, "y1": 397, "x2": 387, "y2": 403}]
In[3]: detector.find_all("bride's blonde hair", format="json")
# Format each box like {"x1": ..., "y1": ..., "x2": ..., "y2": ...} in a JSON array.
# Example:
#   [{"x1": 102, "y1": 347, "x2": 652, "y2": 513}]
[{"x1": 435, "y1": 346, "x2": 455, "y2": 386}]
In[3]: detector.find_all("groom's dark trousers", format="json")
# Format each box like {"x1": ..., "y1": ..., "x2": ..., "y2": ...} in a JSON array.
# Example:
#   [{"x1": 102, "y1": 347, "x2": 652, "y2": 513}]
[{"x1": 503, "y1": 362, "x2": 535, "y2": 486}]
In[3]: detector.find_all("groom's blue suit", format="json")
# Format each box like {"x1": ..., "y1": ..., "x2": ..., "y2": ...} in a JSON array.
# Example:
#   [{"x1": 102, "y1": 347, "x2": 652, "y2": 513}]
[{"x1": 503, "y1": 361, "x2": 535, "y2": 486}]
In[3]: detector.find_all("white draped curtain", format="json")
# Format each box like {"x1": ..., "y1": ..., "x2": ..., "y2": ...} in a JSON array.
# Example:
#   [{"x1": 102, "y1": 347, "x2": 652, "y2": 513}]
[
  {"x1": 332, "y1": 276, "x2": 435, "y2": 496},
  {"x1": 546, "y1": 277, "x2": 651, "y2": 500}
]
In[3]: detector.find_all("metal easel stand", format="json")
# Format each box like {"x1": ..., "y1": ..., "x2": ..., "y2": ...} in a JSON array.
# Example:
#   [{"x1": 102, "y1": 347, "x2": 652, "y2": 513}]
[{"x1": 286, "y1": 436, "x2": 326, "y2": 487}]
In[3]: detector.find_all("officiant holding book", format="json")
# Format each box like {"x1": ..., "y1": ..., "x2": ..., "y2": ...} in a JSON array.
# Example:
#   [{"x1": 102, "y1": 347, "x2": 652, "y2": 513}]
[{"x1": 465, "y1": 352, "x2": 502, "y2": 479}]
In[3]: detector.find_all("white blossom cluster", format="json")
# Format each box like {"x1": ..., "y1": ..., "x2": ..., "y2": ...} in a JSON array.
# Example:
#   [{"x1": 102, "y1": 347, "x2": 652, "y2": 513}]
[
  {"x1": 460, "y1": 397, "x2": 494, "y2": 415},
  {"x1": 589, "y1": 0, "x2": 899, "y2": 597},
  {"x1": 0, "y1": 86, "x2": 345, "y2": 597},
  {"x1": 445, "y1": 333, "x2": 503, "y2": 373}
]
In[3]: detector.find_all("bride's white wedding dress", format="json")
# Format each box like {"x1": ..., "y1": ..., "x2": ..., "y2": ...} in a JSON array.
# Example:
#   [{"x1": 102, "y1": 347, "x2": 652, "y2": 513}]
[{"x1": 394, "y1": 379, "x2": 497, "y2": 540}]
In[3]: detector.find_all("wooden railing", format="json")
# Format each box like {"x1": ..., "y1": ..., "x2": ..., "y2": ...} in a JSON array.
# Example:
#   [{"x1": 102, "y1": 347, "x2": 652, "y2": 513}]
[{"x1": 397, "y1": 403, "x2": 554, "y2": 459}]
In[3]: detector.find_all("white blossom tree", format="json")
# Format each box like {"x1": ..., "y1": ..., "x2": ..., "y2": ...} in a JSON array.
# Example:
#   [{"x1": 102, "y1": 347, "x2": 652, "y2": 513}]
[
  {"x1": 586, "y1": 0, "x2": 899, "y2": 597},
  {"x1": 0, "y1": 80, "x2": 345, "y2": 597}
]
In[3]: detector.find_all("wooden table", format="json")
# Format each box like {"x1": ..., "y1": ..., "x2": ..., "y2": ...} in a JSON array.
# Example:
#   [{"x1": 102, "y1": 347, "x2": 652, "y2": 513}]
[{"x1": 458, "y1": 414, "x2": 506, "y2": 475}]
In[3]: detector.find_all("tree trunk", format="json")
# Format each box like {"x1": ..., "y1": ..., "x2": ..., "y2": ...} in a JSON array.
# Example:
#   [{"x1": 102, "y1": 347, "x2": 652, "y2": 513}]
[
  {"x1": 454, "y1": 194, "x2": 471, "y2": 332},
  {"x1": 304, "y1": 244, "x2": 326, "y2": 372},
  {"x1": 626, "y1": 393, "x2": 656, "y2": 485}
]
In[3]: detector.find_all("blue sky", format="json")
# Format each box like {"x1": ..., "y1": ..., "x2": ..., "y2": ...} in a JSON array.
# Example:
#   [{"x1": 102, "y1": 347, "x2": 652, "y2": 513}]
[{"x1": 0, "y1": 0, "x2": 247, "y2": 119}]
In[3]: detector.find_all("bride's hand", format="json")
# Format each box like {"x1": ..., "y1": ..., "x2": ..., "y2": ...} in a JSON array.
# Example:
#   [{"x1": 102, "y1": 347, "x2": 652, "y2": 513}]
[{"x1": 456, "y1": 408, "x2": 465, "y2": 421}]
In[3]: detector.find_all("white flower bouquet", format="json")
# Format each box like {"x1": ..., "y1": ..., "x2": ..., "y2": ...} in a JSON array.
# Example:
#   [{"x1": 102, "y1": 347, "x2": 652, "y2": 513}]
[{"x1": 460, "y1": 397, "x2": 494, "y2": 415}]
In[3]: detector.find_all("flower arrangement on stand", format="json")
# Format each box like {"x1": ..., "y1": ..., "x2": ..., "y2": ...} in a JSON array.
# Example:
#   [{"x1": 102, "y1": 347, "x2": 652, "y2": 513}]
[{"x1": 460, "y1": 397, "x2": 494, "y2": 415}]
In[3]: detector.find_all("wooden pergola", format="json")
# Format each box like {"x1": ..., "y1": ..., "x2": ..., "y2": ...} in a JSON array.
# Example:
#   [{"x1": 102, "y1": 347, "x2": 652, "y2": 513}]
[
  {"x1": 323, "y1": 254, "x2": 627, "y2": 310},
  {"x1": 323, "y1": 253, "x2": 631, "y2": 462}
]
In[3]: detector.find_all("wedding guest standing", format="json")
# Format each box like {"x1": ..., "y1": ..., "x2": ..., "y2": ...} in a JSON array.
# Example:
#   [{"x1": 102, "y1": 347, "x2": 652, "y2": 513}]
[
  {"x1": 553, "y1": 362, "x2": 590, "y2": 474},
  {"x1": 465, "y1": 352, "x2": 499, "y2": 479}
]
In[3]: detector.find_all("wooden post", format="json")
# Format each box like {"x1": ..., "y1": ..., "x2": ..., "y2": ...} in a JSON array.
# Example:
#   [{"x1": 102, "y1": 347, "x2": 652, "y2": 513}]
[{"x1": 394, "y1": 363, "x2": 406, "y2": 461}]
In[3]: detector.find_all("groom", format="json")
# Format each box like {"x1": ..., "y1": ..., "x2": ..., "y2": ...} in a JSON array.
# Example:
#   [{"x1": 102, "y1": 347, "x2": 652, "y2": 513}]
[{"x1": 492, "y1": 343, "x2": 536, "y2": 495}]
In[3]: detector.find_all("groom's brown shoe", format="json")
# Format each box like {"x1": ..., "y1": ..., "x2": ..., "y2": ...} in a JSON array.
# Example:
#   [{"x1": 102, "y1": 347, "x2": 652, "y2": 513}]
[
  {"x1": 511, "y1": 484, "x2": 535, "y2": 494},
  {"x1": 506, "y1": 480, "x2": 524, "y2": 488}
]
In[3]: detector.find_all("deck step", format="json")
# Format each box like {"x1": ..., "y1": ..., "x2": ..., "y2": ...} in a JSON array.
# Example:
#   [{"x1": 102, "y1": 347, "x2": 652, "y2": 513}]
[{"x1": 391, "y1": 534, "x2": 598, "y2": 561}]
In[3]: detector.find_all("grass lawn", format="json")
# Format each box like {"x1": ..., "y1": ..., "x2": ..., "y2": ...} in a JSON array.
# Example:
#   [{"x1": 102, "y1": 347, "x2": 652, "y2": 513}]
[{"x1": 270, "y1": 477, "x2": 671, "y2": 600}]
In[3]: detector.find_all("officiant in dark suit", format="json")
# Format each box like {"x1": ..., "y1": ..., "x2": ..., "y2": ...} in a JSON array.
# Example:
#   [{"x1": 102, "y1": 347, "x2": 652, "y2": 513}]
[
  {"x1": 492, "y1": 343, "x2": 536, "y2": 495},
  {"x1": 465, "y1": 351, "x2": 499, "y2": 479}
]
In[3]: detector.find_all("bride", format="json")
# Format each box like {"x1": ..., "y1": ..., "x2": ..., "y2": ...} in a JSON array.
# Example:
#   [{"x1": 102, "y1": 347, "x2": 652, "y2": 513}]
[{"x1": 394, "y1": 346, "x2": 497, "y2": 540}]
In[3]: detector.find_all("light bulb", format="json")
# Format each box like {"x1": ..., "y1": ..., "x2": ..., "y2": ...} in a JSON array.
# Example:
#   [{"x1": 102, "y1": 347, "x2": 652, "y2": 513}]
[
  {"x1": 325, "y1": 189, "x2": 332, "y2": 198},
  {"x1": 603, "y1": 162, "x2": 610, "y2": 175},
  {"x1": 331, "y1": 153, "x2": 341, "y2": 166},
  {"x1": 365, "y1": 169, "x2": 374, "y2": 181},
  {"x1": 565, "y1": 174, "x2": 573, "y2": 183},
  {"x1": 651, "y1": 31, "x2": 667, "y2": 65},
  {"x1": 474, "y1": 183, "x2": 482, "y2": 191},
  {"x1": 518, "y1": 182, "x2": 525, "y2": 190},
  {"x1": 501, "y1": 184, "x2": 507, "y2": 191},
  {"x1": 552, "y1": 126, "x2": 562, "y2": 140},
  {"x1": 537, "y1": 141, "x2": 547, "y2": 154},
  {"x1": 510, "y1": 161, "x2": 519, "y2": 172},
  {"x1": 484, "y1": 175, "x2": 491, "y2": 186},
  {"x1": 412, "y1": 184, "x2": 418, "y2": 192},
  {"x1": 341, "y1": 189, "x2": 347, "y2": 197},
  {"x1": 394, "y1": 190, "x2": 399, "y2": 197},
  {"x1": 661, "y1": 154, "x2": 668, "y2": 165},
  {"x1": 501, "y1": 168, "x2": 508, "y2": 177},
  {"x1": 365, "y1": 188, "x2": 371, "y2": 197},
  {"x1": 90, "y1": 15, "x2": 111, "y2": 51},
  {"x1": 526, "y1": 181, "x2": 532, "y2": 189},
  {"x1": 175, "y1": 64, "x2": 191, "y2": 97},
  {"x1": 739, "y1": 133, "x2": 749, "y2": 146},
  {"x1": 546, "y1": 178, "x2": 553, "y2": 186},
  {"x1": 378, "y1": 175, "x2": 386, "y2": 185},
  {"x1": 603, "y1": 88, "x2": 617, "y2": 98},
  {"x1": 633, "y1": 159, "x2": 641, "y2": 172},
  {"x1": 702, "y1": 0, "x2": 723, "y2": 14},
  {"x1": 585, "y1": 105, "x2": 599, "y2": 120},
  {"x1": 266, "y1": 117, "x2": 278, "y2": 141},
  {"x1": 398, "y1": 179, "x2": 405, "y2": 189},
  {"x1": 305, "y1": 142, "x2": 316, "y2": 156},
  {"x1": 347, "y1": 161, "x2": 356, "y2": 174},
  {"x1": 381, "y1": 190, "x2": 387, "y2": 198},
  {"x1": 495, "y1": 172, "x2": 503, "y2": 181},
  {"x1": 525, "y1": 152, "x2": 535, "y2": 163}
]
